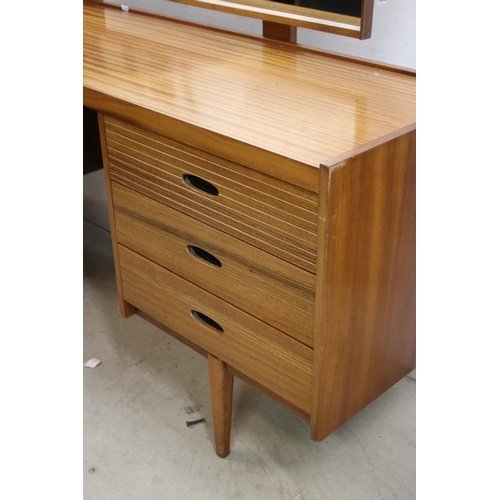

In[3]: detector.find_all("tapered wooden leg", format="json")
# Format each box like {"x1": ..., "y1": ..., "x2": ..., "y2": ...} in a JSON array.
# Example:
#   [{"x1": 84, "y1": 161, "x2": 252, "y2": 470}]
[{"x1": 208, "y1": 353, "x2": 234, "y2": 458}]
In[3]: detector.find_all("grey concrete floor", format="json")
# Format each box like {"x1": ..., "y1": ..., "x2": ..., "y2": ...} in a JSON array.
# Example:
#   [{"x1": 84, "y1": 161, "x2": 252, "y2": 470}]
[{"x1": 83, "y1": 219, "x2": 416, "y2": 500}]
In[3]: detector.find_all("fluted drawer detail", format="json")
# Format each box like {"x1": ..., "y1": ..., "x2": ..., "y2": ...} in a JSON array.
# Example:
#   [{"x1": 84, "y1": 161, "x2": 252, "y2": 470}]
[{"x1": 105, "y1": 116, "x2": 318, "y2": 273}]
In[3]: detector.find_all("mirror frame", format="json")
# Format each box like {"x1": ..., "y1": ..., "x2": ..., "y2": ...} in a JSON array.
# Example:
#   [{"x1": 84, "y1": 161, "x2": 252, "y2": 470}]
[{"x1": 168, "y1": 0, "x2": 374, "y2": 39}]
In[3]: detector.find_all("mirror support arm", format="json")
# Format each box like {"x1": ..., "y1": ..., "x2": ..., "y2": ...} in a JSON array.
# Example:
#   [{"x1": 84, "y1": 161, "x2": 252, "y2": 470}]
[{"x1": 263, "y1": 20, "x2": 297, "y2": 43}]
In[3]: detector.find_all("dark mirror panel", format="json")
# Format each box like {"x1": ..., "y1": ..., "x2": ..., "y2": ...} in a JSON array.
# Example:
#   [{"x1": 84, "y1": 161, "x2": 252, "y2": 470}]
[
  {"x1": 271, "y1": 0, "x2": 362, "y2": 18},
  {"x1": 170, "y1": 0, "x2": 373, "y2": 39}
]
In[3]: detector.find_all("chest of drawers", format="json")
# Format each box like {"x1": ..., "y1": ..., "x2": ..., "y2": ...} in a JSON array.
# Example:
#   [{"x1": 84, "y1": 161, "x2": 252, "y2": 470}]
[{"x1": 83, "y1": 2, "x2": 416, "y2": 457}]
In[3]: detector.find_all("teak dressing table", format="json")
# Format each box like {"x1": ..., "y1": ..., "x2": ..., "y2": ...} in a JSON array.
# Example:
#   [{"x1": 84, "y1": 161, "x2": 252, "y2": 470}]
[{"x1": 83, "y1": 2, "x2": 416, "y2": 457}]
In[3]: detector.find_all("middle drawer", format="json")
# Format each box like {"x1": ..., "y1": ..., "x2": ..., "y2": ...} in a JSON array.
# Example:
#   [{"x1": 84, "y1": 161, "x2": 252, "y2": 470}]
[{"x1": 112, "y1": 182, "x2": 316, "y2": 347}]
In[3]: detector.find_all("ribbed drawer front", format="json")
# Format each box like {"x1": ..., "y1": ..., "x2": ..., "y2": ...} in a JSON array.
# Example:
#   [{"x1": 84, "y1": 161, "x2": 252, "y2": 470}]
[
  {"x1": 112, "y1": 182, "x2": 315, "y2": 346},
  {"x1": 105, "y1": 116, "x2": 318, "y2": 273},
  {"x1": 118, "y1": 245, "x2": 313, "y2": 413}
]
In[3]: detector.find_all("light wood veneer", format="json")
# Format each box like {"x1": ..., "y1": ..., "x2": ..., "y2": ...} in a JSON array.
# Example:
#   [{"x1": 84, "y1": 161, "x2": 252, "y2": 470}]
[
  {"x1": 105, "y1": 116, "x2": 319, "y2": 273},
  {"x1": 119, "y1": 245, "x2": 313, "y2": 413},
  {"x1": 112, "y1": 182, "x2": 316, "y2": 346},
  {"x1": 84, "y1": 2, "x2": 416, "y2": 457},
  {"x1": 83, "y1": 3, "x2": 415, "y2": 190}
]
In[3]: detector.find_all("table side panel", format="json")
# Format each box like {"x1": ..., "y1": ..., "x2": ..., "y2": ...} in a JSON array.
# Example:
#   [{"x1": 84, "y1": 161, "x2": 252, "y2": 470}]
[{"x1": 311, "y1": 130, "x2": 416, "y2": 441}]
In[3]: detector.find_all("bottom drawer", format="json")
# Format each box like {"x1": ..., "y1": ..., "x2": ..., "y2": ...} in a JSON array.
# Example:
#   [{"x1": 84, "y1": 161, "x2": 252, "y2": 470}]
[{"x1": 118, "y1": 245, "x2": 313, "y2": 413}]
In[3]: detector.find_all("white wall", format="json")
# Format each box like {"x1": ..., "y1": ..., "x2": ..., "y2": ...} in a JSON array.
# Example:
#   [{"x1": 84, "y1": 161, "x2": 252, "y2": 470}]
[
  {"x1": 84, "y1": 0, "x2": 416, "y2": 230},
  {"x1": 298, "y1": 0, "x2": 415, "y2": 69},
  {"x1": 103, "y1": 0, "x2": 416, "y2": 69},
  {"x1": 105, "y1": 0, "x2": 262, "y2": 35}
]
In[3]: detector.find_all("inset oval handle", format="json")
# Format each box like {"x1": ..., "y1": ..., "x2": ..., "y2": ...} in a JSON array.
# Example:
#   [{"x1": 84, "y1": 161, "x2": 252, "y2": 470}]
[
  {"x1": 191, "y1": 310, "x2": 224, "y2": 333},
  {"x1": 187, "y1": 245, "x2": 222, "y2": 268},
  {"x1": 183, "y1": 174, "x2": 219, "y2": 196}
]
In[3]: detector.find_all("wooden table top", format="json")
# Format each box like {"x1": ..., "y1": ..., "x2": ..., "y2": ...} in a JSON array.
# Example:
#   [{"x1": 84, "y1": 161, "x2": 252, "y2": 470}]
[{"x1": 83, "y1": 3, "x2": 415, "y2": 175}]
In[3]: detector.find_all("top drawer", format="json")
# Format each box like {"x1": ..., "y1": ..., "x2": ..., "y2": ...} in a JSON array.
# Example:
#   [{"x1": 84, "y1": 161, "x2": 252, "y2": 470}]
[{"x1": 104, "y1": 116, "x2": 318, "y2": 274}]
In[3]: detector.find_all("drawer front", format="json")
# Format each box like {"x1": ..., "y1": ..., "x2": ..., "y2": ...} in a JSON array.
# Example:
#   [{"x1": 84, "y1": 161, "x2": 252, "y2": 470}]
[
  {"x1": 118, "y1": 245, "x2": 313, "y2": 413},
  {"x1": 104, "y1": 116, "x2": 318, "y2": 274},
  {"x1": 113, "y1": 182, "x2": 315, "y2": 346}
]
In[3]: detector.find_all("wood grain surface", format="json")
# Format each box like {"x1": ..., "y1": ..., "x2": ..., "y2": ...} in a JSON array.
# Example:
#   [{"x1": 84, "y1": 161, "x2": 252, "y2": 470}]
[
  {"x1": 119, "y1": 245, "x2": 313, "y2": 413},
  {"x1": 83, "y1": 3, "x2": 415, "y2": 189},
  {"x1": 105, "y1": 116, "x2": 319, "y2": 273},
  {"x1": 310, "y1": 130, "x2": 416, "y2": 441},
  {"x1": 112, "y1": 182, "x2": 316, "y2": 345},
  {"x1": 135, "y1": 310, "x2": 311, "y2": 421},
  {"x1": 84, "y1": 2, "x2": 416, "y2": 448}
]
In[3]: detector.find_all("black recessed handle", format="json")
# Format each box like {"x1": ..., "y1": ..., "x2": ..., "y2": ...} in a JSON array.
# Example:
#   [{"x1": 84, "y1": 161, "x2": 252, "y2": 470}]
[
  {"x1": 183, "y1": 174, "x2": 219, "y2": 196},
  {"x1": 191, "y1": 310, "x2": 224, "y2": 333},
  {"x1": 187, "y1": 245, "x2": 222, "y2": 268}
]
